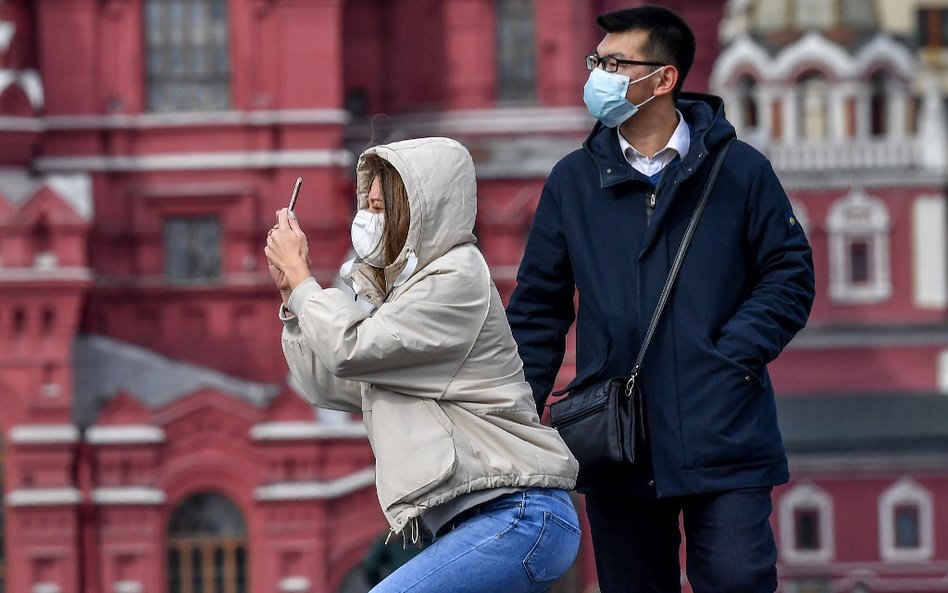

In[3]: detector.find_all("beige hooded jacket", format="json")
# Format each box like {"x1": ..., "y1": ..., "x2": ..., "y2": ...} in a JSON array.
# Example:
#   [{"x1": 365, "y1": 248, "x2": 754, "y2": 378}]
[{"x1": 281, "y1": 137, "x2": 577, "y2": 535}]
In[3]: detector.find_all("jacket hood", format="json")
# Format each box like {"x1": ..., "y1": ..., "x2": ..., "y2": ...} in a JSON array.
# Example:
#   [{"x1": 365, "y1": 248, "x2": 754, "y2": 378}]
[
  {"x1": 583, "y1": 92, "x2": 736, "y2": 183},
  {"x1": 355, "y1": 137, "x2": 478, "y2": 275}
]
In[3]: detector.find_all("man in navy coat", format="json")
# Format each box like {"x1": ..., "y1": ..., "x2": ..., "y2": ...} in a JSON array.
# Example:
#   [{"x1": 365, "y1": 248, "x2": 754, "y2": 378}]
[{"x1": 507, "y1": 6, "x2": 815, "y2": 593}]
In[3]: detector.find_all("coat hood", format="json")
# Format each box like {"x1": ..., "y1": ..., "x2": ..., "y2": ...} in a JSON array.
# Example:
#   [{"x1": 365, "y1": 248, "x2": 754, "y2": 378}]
[
  {"x1": 355, "y1": 137, "x2": 478, "y2": 276},
  {"x1": 582, "y1": 92, "x2": 736, "y2": 187}
]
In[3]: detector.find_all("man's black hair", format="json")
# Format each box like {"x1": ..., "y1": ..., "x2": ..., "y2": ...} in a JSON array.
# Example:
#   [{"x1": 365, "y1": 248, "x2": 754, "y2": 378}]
[{"x1": 596, "y1": 5, "x2": 696, "y2": 98}]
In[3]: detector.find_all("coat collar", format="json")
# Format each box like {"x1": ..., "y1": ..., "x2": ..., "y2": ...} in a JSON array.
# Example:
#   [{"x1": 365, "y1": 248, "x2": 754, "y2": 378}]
[{"x1": 584, "y1": 93, "x2": 735, "y2": 191}]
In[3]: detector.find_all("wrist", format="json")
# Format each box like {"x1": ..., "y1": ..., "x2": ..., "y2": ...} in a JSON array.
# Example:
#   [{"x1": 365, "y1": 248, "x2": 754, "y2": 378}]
[{"x1": 285, "y1": 264, "x2": 311, "y2": 291}]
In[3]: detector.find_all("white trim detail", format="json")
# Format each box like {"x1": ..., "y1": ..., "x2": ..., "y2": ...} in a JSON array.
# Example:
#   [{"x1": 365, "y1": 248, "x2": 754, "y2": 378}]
[
  {"x1": 43, "y1": 108, "x2": 350, "y2": 130},
  {"x1": 6, "y1": 487, "x2": 82, "y2": 507},
  {"x1": 34, "y1": 149, "x2": 352, "y2": 173},
  {"x1": 249, "y1": 421, "x2": 366, "y2": 441},
  {"x1": 86, "y1": 425, "x2": 166, "y2": 445},
  {"x1": 779, "y1": 482, "x2": 835, "y2": 563},
  {"x1": 113, "y1": 581, "x2": 144, "y2": 593},
  {"x1": 32, "y1": 583, "x2": 61, "y2": 593},
  {"x1": 878, "y1": 478, "x2": 934, "y2": 562},
  {"x1": 827, "y1": 188, "x2": 892, "y2": 304},
  {"x1": 0, "y1": 21, "x2": 14, "y2": 53},
  {"x1": 92, "y1": 487, "x2": 167, "y2": 505},
  {"x1": 912, "y1": 195, "x2": 948, "y2": 309},
  {"x1": 0, "y1": 68, "x2": 44, "y2": 110},
  {"x1": 938, "y1": 350, "x2": 948, "y2": 395},
  {"x1": 254, "y1": 467, "x2": 376, "y2": 501},
  {"x1": 278, "y1": 577, "x2": 312, "y2": 593},
  {"x1": 8, "y1": 424, "x2": 79, "y2": 444}
]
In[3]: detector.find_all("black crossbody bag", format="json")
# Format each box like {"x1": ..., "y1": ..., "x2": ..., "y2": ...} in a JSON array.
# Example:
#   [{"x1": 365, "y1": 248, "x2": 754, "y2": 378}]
[{"x1": 549, "y1": 139, "x2": 735, "y2": 489}]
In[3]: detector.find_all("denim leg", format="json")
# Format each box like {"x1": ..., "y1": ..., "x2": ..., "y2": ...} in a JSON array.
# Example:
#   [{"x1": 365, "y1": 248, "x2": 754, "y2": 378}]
[{"x1": 370, "y1": 489, "x2": 580, "y2": 593}]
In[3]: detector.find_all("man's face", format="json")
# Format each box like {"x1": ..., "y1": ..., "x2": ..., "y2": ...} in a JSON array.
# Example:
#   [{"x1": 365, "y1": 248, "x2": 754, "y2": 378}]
[{"x1": 594, "y1": 29, "x2": 663, "y2": 104}]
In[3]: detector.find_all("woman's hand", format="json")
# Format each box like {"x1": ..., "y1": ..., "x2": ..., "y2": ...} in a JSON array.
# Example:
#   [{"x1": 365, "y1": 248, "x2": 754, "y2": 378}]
[{"x1": 265, "y1": 208, "x2": 311, "y2": 292}]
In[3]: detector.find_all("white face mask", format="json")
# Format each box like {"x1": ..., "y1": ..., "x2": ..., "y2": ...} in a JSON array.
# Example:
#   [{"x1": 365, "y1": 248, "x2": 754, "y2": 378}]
[
  {"x1": 583, "y1": 66, "x2": 662, "y2": 128},
  {"x1": 351, "y1": 209, "x2": 387, "y2": 267}
]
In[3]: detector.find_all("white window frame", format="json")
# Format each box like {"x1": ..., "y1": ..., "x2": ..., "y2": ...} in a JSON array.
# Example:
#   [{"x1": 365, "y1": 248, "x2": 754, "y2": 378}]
[
  {"x1": 878, "y1": 478, "x2": 934, "y2": 562},
  {"x1": 780, "y1": 482, "x2": 835, "y2": 563},
  {"x1": 827, "y1": 188, "x2": 892, "y2": 303}
]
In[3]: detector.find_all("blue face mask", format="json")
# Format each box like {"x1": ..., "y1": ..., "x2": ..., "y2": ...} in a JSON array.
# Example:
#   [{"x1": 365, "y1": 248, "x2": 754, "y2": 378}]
[{"x1": 583, "y1": 66, "x2": 663, "y2": 128}]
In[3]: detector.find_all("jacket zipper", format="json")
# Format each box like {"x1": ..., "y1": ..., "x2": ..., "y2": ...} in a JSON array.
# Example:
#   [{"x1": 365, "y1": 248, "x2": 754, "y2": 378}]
[
  {"x1": 553, "y1": 400, "x2": 609, "y2": 426},
  {"x1": 647, "y1": 190, "x2": 657, "y2": 226}
]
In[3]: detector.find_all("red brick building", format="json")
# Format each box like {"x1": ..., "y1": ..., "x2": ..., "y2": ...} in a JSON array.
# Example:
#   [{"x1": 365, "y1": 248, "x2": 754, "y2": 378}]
[{"x1": 2, "y1": 1, "x2": 946, "y2": 593}]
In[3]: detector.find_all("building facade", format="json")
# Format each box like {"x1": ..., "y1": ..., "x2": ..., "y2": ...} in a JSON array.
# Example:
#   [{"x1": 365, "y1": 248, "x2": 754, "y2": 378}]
[
  {"x1": 2, "y1": 1, "x2": 947, "y2": 593},
  {"x1": 712, "y1": 1, "x2": 948, "y2": 592}
]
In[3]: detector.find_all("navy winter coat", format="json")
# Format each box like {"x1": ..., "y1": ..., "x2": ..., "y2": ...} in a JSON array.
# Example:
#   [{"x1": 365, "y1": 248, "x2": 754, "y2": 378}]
[{"x1": 507, "y1": 93, "x2": 815, "y2": 497}]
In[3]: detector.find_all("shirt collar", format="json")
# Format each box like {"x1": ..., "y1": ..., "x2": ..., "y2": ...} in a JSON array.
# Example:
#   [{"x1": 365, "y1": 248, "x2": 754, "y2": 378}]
[{"x1": 618, "y1": 110, "x2": 691, "y2": 174}]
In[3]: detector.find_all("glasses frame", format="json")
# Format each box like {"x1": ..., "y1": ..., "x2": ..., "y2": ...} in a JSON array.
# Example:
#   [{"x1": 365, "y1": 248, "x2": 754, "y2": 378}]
[{"x1": 586, "y1": 54, "x2": 666, "y2": 73}]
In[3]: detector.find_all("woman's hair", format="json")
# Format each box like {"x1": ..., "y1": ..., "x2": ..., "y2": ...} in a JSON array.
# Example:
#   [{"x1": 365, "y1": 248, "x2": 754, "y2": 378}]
[{"x1": 362, "y1": 154, "x2": 410, "y2": 288}]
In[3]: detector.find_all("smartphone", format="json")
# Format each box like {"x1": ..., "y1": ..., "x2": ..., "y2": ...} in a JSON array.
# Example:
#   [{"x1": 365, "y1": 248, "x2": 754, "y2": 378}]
[{"x1": 288, "y1": 177, "x2": 303, "y2": 212}]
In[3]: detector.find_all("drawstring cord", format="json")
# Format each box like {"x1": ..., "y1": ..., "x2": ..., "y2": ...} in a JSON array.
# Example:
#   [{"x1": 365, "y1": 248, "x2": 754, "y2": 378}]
[{"x1": 382, "y1": 517, "x2": 423, "y2": 548}]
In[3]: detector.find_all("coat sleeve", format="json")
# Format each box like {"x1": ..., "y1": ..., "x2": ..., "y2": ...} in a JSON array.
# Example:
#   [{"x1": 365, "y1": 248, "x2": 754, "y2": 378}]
[
  {"x1": 506, "y1": 172, "x2": 576, "y2": 413},
  {"x1": 280, "y1": 303, "x2": 363, "y2": 412},
  {"x1": 714, "y1": 157, "x2": 815, "y2": 368},
  {"x1": 288, "y1": 255, "x2": 489, "y2": 398}
]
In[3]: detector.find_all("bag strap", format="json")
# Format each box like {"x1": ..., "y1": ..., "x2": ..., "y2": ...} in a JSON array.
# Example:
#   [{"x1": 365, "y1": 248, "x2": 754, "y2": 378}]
[{"x1": 625, "y1": 137, "x2": 736, "y2": 396}]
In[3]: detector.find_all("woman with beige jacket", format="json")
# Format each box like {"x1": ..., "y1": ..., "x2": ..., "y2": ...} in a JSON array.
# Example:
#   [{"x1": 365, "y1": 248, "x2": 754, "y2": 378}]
[{"x1": 265, "y1": 137, "x2": 579, "y2": 593}]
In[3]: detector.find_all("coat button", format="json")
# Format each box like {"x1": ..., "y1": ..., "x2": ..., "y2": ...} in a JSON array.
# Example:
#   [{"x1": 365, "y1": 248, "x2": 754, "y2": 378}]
[
  {"x1": 648, "y1": 480, "x2": 655, "y2": 487},
  {"x1": 606, "y1": 168, "x2": 612, "y2": 174},
  {"x1": 744, "y1": 376, "x2": 751, "y2": 382}
]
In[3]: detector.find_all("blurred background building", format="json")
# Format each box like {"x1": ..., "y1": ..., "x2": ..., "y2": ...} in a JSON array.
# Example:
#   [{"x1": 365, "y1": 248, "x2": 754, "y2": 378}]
[{"x1": 0, "y1": 1, "x2": 946, "y2": 592}]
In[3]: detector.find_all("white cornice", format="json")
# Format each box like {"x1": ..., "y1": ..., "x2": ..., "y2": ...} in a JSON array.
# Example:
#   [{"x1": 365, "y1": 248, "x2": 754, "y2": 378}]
[
  {"x1": 92, "y1": 487, "x2": 166, "y2": 505},
  {"x1": 0, "y1": 108, "x2": 349, "y2": 134},
  {"x1": 34, "y1": 149, "x2": 353, "y2": 173},
  {"x1": 45, "y1": 108, "x2": 349, "y2": 129},
  {"x1": 6, "y1": 487, "x2": 82, "y2": 506},
  {"x1": 0, "y1": 268, "x2": 95, "y2": 282},
  {"x1": 254, "y1": 467, "x2": 376, "y2": 501},
  {"x1": 249, "y1": 421, "x2": 366, "y2": 441},
  {"x1": 352, "y1": 106, "x2": 591, "y2": 137},
  {"x1": 86, "y1": 425, "x2": 166, "y2": 445},
  {"x1": 8, "y1": 424, "x2": 79, "y2": 444}
]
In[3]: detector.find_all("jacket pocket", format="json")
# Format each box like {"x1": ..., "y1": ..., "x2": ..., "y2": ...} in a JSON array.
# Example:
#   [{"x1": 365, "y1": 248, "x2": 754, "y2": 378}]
[
  {"x1": 367, "y1": 393, "x2": 457, "y2": 510},
  {"x1": 680, "y1": 350, "x2": 781, "y2": 469}
]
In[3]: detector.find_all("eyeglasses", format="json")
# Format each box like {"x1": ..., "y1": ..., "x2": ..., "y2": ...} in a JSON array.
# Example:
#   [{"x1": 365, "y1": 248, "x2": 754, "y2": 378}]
[{"x1": 586, "y1": 54, "x2": 666, "y2": 73}]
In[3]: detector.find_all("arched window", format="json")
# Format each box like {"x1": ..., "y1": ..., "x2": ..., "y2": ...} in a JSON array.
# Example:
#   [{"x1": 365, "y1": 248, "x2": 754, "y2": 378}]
[
  {"x1": 168, "y1": 492, "x2": 247, "y2": 593},
  {"x1": 736, "y1": 75, "x2": 759, "y2": 135},
  {"x1": 796, "y1": 72, "x2": 830, "y2": 140},
  {"x1": 145, "y1": 0, "x2": 230, "y2": 112},
  {"x1": 495, "y1": 0, "x2": 536, "y2": 103},
  {"x1": 827, "y1": 188, "x2": 892, "y2": 303},
  {"x1": 878, "y1": 479, "x2": 934, "y2": 562},
  {"x1": 870, "y1": 71, "x2": 891, "y2": 137},
  {"x1": 779, "y1": 482, "x2": 835, "y2": 563}
]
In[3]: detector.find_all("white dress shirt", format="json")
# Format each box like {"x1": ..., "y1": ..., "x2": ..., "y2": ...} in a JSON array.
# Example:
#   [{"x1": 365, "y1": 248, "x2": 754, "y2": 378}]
[{"x1": 618, "y1": 111, "x2": 691, "y2": 178}]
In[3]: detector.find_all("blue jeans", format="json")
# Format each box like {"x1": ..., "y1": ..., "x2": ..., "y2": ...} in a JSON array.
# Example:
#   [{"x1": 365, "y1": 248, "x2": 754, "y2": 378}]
[{"x1": 370, "y1": 488, "x2": 580, "y2": 593}]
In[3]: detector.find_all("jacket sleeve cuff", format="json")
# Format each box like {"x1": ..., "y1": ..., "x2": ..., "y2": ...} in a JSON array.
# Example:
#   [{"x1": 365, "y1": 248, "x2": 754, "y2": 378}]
[{"x1": 287, "y1": 276, "x2": 322, "y2": 318}]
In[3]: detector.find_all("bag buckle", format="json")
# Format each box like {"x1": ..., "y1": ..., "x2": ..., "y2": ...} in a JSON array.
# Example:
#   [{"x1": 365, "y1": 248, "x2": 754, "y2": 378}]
[{"x1": 624, "y1": 373, "x2": 637, "y2": 398}]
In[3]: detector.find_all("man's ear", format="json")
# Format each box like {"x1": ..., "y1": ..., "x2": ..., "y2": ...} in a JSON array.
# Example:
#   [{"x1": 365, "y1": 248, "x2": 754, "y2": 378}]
[{"x1": 653, "y1": 65, "x2": 679, "y2": 98}]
